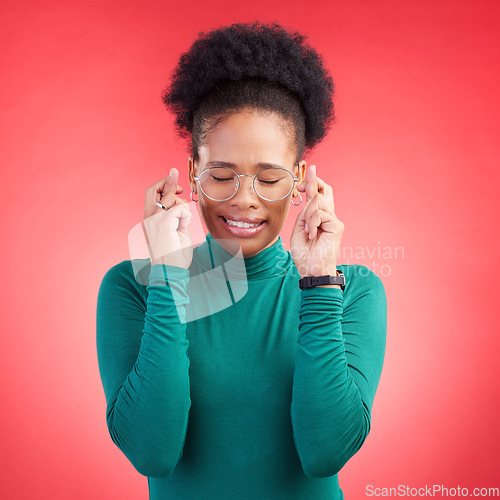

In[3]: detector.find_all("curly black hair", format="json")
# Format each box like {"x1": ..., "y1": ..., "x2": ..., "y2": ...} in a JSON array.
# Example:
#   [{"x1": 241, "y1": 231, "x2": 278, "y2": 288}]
[{"x1": 162, "y1": 21, "x2": 335, "y2": 162}]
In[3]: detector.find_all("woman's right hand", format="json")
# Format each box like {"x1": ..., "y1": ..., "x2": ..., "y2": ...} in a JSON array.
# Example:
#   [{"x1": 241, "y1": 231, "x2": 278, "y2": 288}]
[{"x1": 142, "y1": 168, "x2": 193, "y2": 269}]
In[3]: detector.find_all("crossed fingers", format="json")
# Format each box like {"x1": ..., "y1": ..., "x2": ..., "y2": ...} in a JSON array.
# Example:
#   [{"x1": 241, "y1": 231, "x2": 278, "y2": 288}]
[
  {"x1": 153, "y1": 168, "x2": 186, "y2": 212},
  {"x1": 297, "y1": 164, "x2": 336, "y2": 239}
]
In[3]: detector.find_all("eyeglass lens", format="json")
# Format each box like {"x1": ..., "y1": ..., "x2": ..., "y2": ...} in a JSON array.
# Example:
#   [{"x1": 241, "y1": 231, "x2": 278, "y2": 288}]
[{"x1": 198, "y1": 167, "x2": 294, "y2": 201}]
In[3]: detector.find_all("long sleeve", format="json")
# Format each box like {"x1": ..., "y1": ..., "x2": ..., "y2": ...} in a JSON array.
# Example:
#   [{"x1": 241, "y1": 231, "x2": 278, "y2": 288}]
[
  {"x1": 290, "y1": 265, "x2": 387, "y2": 478},
  {"x1": 96, "y1": 261, "x2": 192, "y2": 478}
]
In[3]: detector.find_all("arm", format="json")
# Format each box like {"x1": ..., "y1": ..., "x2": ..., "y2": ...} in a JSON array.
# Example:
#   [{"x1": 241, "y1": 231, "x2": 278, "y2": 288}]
[
  {"x1": 290, "y1": 265, "x2": 387, "y2": 478},
  {"x1": 96, "y1": 261, "x2": 191, "y2": 478}
]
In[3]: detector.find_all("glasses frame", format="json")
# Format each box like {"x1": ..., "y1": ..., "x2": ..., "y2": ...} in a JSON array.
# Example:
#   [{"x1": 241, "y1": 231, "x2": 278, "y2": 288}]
[{"x1": 193, "y1": 165, "x2": 300, "y2": 202}]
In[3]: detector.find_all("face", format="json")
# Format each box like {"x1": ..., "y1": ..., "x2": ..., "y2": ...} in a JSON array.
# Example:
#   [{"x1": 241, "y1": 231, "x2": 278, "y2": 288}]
[{"x1": 188, "y1": 109, "x2": 306, "y2": 258}]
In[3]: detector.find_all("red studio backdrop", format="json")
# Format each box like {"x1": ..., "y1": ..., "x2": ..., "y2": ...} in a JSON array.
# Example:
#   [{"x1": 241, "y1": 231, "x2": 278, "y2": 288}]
[{"x1": 1, "y1": 0, "x2": 499, "y2": 498}]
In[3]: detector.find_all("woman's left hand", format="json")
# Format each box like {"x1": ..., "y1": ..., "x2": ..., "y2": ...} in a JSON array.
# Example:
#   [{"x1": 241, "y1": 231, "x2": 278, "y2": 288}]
[{"x1": 290, "y1": 165, "x2": 344, "y2": 278}]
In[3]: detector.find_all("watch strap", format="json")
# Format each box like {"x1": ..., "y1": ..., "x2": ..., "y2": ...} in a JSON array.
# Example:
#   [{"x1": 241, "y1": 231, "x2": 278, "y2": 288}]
[{"x1": 299, "y1": 272, "x2": 345, "y2": 291}]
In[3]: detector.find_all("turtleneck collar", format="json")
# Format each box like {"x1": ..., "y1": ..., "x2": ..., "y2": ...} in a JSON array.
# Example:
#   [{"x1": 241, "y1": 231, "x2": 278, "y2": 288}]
[{"x1": 192, "y1": 233, "x2": 294, "y2": 281}]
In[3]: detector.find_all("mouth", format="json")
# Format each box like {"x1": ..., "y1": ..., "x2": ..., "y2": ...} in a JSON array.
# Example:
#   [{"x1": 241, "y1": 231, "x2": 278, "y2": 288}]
[{"x1": 219, "y1": 215, "x2": 267, "y2": 237}]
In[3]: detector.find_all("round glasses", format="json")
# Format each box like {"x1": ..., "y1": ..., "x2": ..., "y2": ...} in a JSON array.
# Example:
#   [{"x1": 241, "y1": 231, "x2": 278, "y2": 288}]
[{"x1": 194, "y1": 166, "x2": 299, "y2": 202}]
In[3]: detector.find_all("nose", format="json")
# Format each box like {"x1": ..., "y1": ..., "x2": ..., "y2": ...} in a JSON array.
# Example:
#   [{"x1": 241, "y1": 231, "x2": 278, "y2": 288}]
[{"x1": 231, "y1": 175, "x2": 260, "y2": 207}]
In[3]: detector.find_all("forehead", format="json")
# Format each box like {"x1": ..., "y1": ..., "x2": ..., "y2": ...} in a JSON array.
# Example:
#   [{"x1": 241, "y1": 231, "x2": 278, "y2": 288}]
[{"x1": 199, "y1": 110, "x2": 296, "y2": 169}]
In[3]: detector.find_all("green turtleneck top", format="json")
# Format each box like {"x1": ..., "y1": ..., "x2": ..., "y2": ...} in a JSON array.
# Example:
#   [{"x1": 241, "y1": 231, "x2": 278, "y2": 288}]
[{"x1": 96, "y1": 233, "x2": 387, "y2": 500}]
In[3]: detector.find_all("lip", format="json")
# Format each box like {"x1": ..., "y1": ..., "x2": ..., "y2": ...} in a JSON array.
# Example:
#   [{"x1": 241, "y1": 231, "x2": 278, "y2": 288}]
[
  {"x1": 219, "y1": 216, "x2": 267, "y2": 238},
  {"x1": 220, "y1": 214, "x2": 266, "y2": 224}
]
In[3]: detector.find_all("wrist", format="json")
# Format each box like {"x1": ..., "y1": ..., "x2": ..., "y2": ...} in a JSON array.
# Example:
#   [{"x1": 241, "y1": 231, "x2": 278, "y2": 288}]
[
  {"x1": 314, "y1": 271, "x2": 340, "y2": 288},
  {"x1": 299, "y1": 269, "x2": 339, "y2": 279},
  {"x1": 298, "y1": 270, "x2": 344, "y2": 291},
  {"x1": 299, "y1": 267, "x2": 338, "y2": 280}
]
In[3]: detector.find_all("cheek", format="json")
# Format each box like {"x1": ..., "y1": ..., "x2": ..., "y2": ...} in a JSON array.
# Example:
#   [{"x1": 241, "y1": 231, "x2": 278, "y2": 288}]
[
  {"x1": 197, "y1": 199, "x2": 217, "y2": 227},
  {"x1": 268, "y1": 201, "x2": 290, "y2": 226}
]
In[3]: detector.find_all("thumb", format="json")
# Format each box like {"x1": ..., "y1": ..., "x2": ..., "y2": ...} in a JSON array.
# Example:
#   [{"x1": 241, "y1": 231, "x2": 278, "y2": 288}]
[
  {"x1": 291, "y1": 205, "x2": 307, "y2": 236},
  {"x1": 168, "y1": 202, "x2": 192, "y2": 234}
]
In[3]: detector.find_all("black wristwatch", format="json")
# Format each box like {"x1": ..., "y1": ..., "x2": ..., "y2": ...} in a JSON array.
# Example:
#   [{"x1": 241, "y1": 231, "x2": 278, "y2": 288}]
[{"x1": 299, "y1": 271, "x2": 345, "y2": 291}]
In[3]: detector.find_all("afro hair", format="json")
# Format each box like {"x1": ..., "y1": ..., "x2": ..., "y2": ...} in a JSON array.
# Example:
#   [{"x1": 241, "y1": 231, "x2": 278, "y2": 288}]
[{"x1": 162, "y1": 21, "x2": 335, "y2": 159}]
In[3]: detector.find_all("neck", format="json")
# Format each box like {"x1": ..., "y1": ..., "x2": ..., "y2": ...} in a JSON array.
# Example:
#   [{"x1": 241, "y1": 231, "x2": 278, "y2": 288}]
[
  {"x1": 192, "y1": 233, "x2": 293, "y2": 280},
  {"x1": 239, "y1": 235, "x2": 280, "y2": 259}
]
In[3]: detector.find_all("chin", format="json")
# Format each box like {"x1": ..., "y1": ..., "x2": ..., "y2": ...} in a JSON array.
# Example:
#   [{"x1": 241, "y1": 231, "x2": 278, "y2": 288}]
[
  {"x1": 203, "y1": 214, "x2": 271, "y2": 255},
  {"x1": 240, "y1": 241, "x2": 267, "y2": 258},
  {"x1": 209, "y1": 224, "x2": 277, "y2": 258}
]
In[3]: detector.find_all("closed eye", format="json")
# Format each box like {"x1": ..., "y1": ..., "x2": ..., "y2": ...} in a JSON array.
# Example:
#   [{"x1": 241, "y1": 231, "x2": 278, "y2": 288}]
[
  {"x1": 257, "y1": 177, "x2": 285, "y2": 185},
  {"x1": 211, "y1": 175, "x2": 234, "y2": 182}
]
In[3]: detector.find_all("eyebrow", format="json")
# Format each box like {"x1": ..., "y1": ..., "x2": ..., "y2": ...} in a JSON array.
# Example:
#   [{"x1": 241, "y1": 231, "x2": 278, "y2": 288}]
[{"x1": 205, "y1": 161, "x2": 291, "y2": 170}]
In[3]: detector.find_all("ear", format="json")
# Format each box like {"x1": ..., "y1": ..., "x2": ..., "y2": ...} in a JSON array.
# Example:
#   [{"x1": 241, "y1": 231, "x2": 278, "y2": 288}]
[
  {"x1": 292, "y1": 160, "x2": 307, "y2": 197},
  {"x1": 188, "y1": 156, "x2": 197, "y2": 194}
]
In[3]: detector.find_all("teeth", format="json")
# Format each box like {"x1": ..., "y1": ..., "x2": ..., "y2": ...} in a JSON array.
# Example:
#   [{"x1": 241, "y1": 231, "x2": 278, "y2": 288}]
[{"x1": 225, "y1": 218, "x2": 260, "y2": 228}]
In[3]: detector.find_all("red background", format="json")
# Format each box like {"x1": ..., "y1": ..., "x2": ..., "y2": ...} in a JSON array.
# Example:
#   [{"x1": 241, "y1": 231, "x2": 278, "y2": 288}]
[{"x1": 1, "y1": 0, "x2": 499, "y2": 498}]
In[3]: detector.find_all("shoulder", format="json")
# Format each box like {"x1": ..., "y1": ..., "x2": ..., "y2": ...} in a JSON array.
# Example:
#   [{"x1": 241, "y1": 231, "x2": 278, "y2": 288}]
[
  {"x1": 337, "y1": 264, "x2": 386, "y2": 303},
  {"x1": 98, "y1": 259, "x2": 151, "y2": 300}
]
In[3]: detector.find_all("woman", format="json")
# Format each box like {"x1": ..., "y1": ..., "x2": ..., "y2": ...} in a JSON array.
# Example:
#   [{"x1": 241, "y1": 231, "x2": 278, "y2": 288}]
[{"x1": 97, "y1": 21, "x2": 387, "y2": 500}]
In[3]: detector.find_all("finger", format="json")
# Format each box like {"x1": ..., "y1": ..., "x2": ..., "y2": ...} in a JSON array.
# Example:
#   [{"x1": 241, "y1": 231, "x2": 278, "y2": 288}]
[
  {"x1": 157, "y1": 169, "x2": 181, "y2": 209},
  {"x1": 148, "y1": 174, "x2": 170, "y2": 204},
  {"x1": 297, "y1": 165, "x2": 318, "y2": 201},
  {"x1": 303, "y1": 193, "x2": 338, "y2": 238},
  {"x1": 155, "y1": 168, "x2": 180, "y2": 194},
  {"x1": 155, "y1": 201, "x2": 190, "y2": 231},
  {"x1": 163, "y1": 168, "x2": 179, "y2": 196},
  {"x1": 315, "y1": 173, "x2": 332, "y2": 198},
  {"x1": 305, "y1": 164, "x2": 319, "y2": 202},
  {"x1": 158, "y1": 194, "x2": 188, "y2": 215},
  {"x1": 164, "y1": 168, "x2": 184, "y2": 194},
  {"x1": 303, "y1": 193, "x2": 334, "y2": 225},
  {"x1": 302, "y1": 180, "x2": 335, "y2": 220},
  {"x1": 171, "y1": 202, "x2": 192, "y2": 234},
  {"x1": 296, "y1": 194, "x2": 322, "y2": 236},
  {"x1": 307, "y1": 208, "x2": 337, "y2": 240},
  {"x1": 316, "y1": 178, "x2": 334, "y2": 213},
  {"x1": 145, "y1": 171, "x2": 185, "y2": 220}
]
